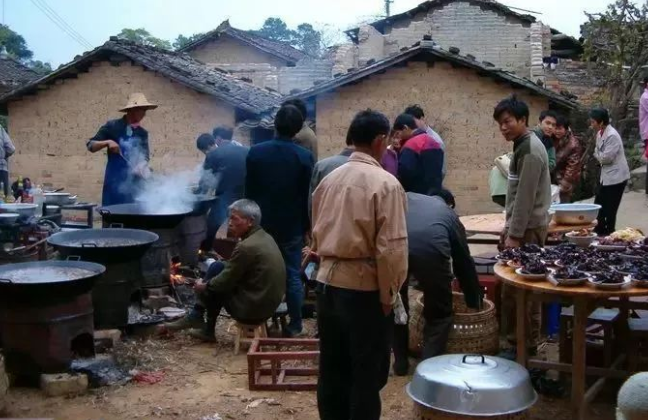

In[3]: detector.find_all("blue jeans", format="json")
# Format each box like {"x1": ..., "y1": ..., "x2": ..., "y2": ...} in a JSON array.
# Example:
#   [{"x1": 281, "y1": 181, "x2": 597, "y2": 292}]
[{"x1": 277, "y1": 236, "x2": 304, "y2": 333}]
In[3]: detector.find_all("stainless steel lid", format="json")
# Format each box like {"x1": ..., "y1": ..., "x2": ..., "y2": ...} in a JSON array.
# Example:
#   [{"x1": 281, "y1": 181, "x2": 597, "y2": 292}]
[{"x1": 406, "y1": 354, "x2": 537, "y2": 416}]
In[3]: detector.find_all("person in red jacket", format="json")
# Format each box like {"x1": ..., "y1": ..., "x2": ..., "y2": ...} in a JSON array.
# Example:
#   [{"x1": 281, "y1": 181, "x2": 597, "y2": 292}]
[{"x1": 392, "y1": 113, "x2": 444, "y2": 194}]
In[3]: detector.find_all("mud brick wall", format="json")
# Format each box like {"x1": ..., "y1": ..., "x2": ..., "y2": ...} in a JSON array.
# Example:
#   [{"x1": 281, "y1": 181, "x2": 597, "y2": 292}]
[
  {"x1": 7, "y1": 60, "x2": 235, "y2": 204},
  {"x1": 187, "y1": 36, "x2": 287, "y2": 68},
  {"x1": 380, "y1": 1, "x2": 532, "y2": 77},
  {"x1": 313, "y1": 61, "x2": 550, "y2": 215},
  {"x1": 545, "y1": 61, "x2": 603, "y2": 106}
]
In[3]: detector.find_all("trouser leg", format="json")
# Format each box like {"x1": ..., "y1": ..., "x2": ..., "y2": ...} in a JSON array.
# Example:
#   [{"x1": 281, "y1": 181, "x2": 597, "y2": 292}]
[
  {"x1": 606, "y1": 181, "x2": 627, "y2": 234},
  {"x1": 594, "y1": 186, "x2": 609, "y2": 236},
  {"x1": 421, "y1": 315, "x2": 454, "y2": 359},
  {"x1": 392, "y1": 278, "x2": 410, "y2": 374},
  {"x1": 278, "y1": 236, "x2": 304, "y2": 333}
]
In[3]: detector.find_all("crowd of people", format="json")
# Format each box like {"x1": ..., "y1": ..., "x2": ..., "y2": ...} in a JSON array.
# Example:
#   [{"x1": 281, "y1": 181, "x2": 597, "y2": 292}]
[{"x1": 87, "y1": 90, "x2": 640, "y2": 420}]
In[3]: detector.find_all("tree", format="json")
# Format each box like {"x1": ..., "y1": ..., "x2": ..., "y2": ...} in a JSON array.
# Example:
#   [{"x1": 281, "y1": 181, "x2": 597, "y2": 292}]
[
  {"x1": 117, "y1": 28, "x2": 172, "y2": 50},
  {"x1": 295, "y1": 24, "x2": 322, "y2": 57},
  {"x1": 27, "y1": 60, "x2": 52, "y2": 75},
  {"x1": 250, "y1": 18, "x2": 342, "y2": 57},
  {"x1": 173, "y1": 33, "x2": 206, "y2": 50},
  {"x1": 252, "y1": 18, "x2": 295, "y2": 44},
  {"x1": 583, "y1": 0, "x2": 648, "y2": 134},
  {"x1": 0, "y1": 24, "x2": 33, "y2": 61}
]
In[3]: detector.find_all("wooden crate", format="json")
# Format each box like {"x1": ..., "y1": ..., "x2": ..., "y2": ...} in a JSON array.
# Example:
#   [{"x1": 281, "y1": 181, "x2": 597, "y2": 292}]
[{"x1": 247, "y1": 338, "x2": 319, "y2": 391}]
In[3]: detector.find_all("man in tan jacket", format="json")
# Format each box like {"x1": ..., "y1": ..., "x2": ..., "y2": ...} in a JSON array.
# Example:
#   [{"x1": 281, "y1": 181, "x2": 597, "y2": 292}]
[{"x1": 311, "y1": 109, "x2": 408, "y2": 420}]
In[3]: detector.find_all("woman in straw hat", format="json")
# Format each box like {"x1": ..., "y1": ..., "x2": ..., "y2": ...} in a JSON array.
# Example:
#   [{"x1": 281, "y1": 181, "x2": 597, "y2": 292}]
[{"x1": 86, "y1": 93, "x2": 157, "y2": 206}]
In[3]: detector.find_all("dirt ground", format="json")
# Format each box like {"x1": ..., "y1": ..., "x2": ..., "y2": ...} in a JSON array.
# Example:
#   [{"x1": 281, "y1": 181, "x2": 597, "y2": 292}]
[{"x1": 1, "y1": 317, "x2": 620, "y2": 420}]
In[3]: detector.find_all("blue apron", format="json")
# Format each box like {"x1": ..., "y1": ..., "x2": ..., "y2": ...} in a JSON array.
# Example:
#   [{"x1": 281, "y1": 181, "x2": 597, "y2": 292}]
[{"x1": 101, "y1": 130, "x2": 144, "y2": 206}]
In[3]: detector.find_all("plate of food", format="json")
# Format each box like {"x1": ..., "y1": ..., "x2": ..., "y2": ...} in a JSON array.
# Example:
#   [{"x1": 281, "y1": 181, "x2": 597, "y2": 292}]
[
  {"x1": 593, "y1": 237, "x2": 629, "y2": 251},
  {"x1": 576, "y1": 258, "x2": 610, "y2": 275},
  {"x1": 565, "y1": 229, "x2": 597, "y2": 248},
  {"x1": 515, "y1": 259, "x2": 548, "y2": 281},
  {"x1": 547, "y1": 266, "x2": 588, "y2": 286},
  {"x1": 610, "y1": 227, "x2": 645, "y2": 243},
  {"x1": 613, "y1": 261, "x2": 645, "y2": 276},
  {"x1": 621, "y1": 246, "x2": 648, "y2": 261},
  {"x1": 587, "y1": 272, "x2": 631, "y2": 290},
  {"x1": 496, "y1": 248, "x2": 519, "y2": 265}
]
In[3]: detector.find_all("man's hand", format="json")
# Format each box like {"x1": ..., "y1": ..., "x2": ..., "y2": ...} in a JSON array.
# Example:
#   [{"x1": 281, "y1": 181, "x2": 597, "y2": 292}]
[
  {"x1": 382, "y1": 304, "x2": 393, "y2": 316},
  {"x1": 105, "y1": 140, "x2": 121, "y2": 154},
  {"x1": 504, "y1": 236, "x2": 521, "y2": 249},
  {"x1": 193, "y1": 281, "x2": 207, "y2": 293}
]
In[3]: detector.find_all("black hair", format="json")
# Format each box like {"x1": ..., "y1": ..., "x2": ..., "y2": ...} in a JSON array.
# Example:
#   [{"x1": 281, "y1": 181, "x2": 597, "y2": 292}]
[
  {"x1": 539, "y1": 109, "x2": 559, "y2": 122},
  {"x1": 404, "y1": 104, "x2": 425, "y2": 120},
  {"x1": 589, "y1": 107, "x2": 610, "y2": 126},
  {"x1": 493, "y1": 95, "x2": 529, "y2": 125},
  {"x1": 393, "y1": 113, "x2": 418, "y2": 131},
  {"x1": 275, "y1": 105, "x2": 305, "y2": 138},
  {"x1": 555, "y1": 114, "x2": 571, "y2": 130},
  {"x1": 429, "y1": 188, "x2": 456, "y2": 209},
  {"x1": 348, "y1": 109, "x2": 390, "y2": 147},
  {"x1": 345, "y1": 127, "x2": 353, "y2": 146},
  {"x1": 281, "y1": 99, "x2": 307, "y2": 119},
  {"x1": 196, "y1": 133, "x2": 216, "y2": 151},
  {"x1": 212, "y1": 126, "x2": 233, "y2": 141}
]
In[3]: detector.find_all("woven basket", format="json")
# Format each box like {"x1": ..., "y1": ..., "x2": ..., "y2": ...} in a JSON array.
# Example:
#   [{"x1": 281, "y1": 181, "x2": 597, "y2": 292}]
[
  {"x1": 414, "y1": 403, "x2": 529, "y2": 420},
  {"x1": 409, "y1": 292, "x2": 499, "y2": 356}
]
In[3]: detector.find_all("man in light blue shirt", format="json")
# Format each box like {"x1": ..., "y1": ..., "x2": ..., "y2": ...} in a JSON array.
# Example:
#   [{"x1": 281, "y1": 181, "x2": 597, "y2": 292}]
[{"x1": 405, "y1": 105, "x2": 447, "y2": 178}]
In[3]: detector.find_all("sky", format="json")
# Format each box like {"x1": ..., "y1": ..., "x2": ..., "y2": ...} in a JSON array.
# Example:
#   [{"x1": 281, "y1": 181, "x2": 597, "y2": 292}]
[{"x1": 7, "y1": 0, "x2": 615, "y2": 67}]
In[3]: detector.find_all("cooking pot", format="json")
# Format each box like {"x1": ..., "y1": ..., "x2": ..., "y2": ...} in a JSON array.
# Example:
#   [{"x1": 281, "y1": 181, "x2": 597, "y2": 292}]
[
  {"x1": 0, "y1": 213, "x2": 19, "y2": 226},
  {"x1": 44, "y1": 192, "x2": 75, "y2": 205},
  {"x1": 0, "y1": 203, "x2": 38, "y2": 218},
  {"x1": 48, "y1": 228, "x2": 159, "y2": 264},
  {"x1": 407, "y1": 354, "x2": 537, "y2": 417},
  {"x1": 0, "y1": 260, "x2": 105, "y2": 299},
  {"x1": 98, "y1": 203, "x2": 191, "y2": 230}
]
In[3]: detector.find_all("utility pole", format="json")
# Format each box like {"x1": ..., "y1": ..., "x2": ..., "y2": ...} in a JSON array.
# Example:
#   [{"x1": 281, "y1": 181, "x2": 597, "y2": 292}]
[{"x1": 385, "y1": 0, "x2": 393, "y2": 17}]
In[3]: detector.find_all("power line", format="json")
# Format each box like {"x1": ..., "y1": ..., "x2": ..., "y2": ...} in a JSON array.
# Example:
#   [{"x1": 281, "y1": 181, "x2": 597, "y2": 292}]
[
  {"x1": 35, "y1": 0, "x2": 93, "y2": 47},
  {"x1": 30, "y1": 0, "x2": 92, "y2": 49}
]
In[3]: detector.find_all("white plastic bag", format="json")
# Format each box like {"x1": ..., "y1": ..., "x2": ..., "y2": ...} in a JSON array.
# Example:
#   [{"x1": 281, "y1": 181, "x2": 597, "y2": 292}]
[{"x1": 393, "y1": 293, "x2": 408, "y2": 325}]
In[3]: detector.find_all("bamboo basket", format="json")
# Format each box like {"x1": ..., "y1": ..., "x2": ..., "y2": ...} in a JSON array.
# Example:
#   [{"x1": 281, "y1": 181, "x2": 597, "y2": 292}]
[
  {"x1": 414, "y1": 403, "x2": 529, "y2": 420},
  {"x1": 409, "y1": 292, "x2": 499, "y2": 356}
]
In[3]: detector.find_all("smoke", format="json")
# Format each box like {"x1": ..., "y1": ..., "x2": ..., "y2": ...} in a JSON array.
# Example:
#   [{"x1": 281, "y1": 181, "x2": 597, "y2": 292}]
[{"x1": 134, "y1": 168, "x2": 199, "y2": 215}]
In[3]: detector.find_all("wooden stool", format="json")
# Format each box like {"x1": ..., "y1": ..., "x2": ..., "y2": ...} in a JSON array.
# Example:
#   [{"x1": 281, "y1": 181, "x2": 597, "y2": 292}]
[
  {"x1": 560, "y1": 306, "x2": 620, "y2": 367},
  {"x1": 231, "y1": 322, "x2": 268, "y2": 355},
  {"x1": 628, "y1": 318, "x2": 648, "y2": 372}
]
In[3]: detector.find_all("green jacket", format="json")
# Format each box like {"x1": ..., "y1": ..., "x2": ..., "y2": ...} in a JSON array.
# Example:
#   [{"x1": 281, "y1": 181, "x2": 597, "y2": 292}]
[
  {"x1": 532, "y1": 126, "x2": 556, "y2": 172},
  {"x1": 207, "y1": 226, "x2": 286, "y2": 321},
  {"x1": 505, "y1": 132, "x2": 552, "y2": 239}
]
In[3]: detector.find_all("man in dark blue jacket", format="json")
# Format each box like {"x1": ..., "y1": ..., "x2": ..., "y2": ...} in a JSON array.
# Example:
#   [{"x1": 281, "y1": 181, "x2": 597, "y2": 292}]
[
  {"x1": 197, "y1": 130, "x2": 248, "y2": 250},
  {"x1": 392, "y1": 113, "x2": 444, "y2": 194},
  {"x1": 246, "y1": 104, "x2": 314, "y2": 336}
]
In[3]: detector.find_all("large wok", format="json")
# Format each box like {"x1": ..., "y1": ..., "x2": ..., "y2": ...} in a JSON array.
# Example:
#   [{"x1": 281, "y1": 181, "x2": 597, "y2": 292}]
[
  {"x1": 0, "y1": 260, "x2": 105, "y2": 299},
  {"x1": 48, "y1": 228, "x2": 159, "y2": 264},
  {"x1": 191, "y1": 194, "x2": 217, "y2": 216},
  {"x1": 98, "y1": 203, "x2": 192, "y2": 230}
]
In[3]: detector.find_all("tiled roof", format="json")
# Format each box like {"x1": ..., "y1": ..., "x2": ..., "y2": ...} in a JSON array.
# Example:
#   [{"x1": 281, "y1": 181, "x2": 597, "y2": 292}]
[
  {"x1": 178, "y1": 20, "x2": 308, "y2": 64},
  {"x1": 0, "y1": 57, "x2": 39, "y2": 89},
  {"x1": 290, "y1": 41, "x2": 580, "y2": 110},
  {"x1": 0, "y1": 38, "x2": 281, "y2": 115}
]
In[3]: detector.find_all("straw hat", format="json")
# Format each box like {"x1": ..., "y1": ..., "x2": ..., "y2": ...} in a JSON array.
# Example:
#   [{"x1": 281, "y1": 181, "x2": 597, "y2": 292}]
[{"x1": 119, "y1": 93, "x2": 158, "y2": 112}]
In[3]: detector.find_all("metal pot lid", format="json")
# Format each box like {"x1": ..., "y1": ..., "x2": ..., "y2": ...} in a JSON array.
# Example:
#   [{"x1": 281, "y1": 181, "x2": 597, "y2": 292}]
[
  {"x1": 0, "y1": 260, "x2": 105, "y2": 285},
  {"x1": 407, "y1": 354, "x2": 537, "y2": 416},
  {"x1": 48, "y1": 228, "x2": 159, "y2": 249}
]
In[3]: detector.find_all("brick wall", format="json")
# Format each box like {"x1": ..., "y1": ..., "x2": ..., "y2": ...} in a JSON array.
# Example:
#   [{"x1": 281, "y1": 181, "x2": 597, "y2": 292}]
[
  {"x1": 7, "y1": 61, "x2": 235, "y2": 204},
  {"x1": 331, "y1": 44, "x2": 358, "y2": 76},
  {"x1": 314, "y1": 61, "x2": 549, "y2": 215},
  {"x1": 358, "y1": 25, "x2": 385, "y2": 66},
  {"x1": 545, "y1": 61, "x2": 603, "y2": 105},
  {"x1": 380, "y1": 1, "x2": 532, "y2": 77},
  {"x1": 278, "y1": 59, "x2": 334, "y2": 94},
  {"x1": 188, "y1": 36, "x2": 287, "y2": 67}
]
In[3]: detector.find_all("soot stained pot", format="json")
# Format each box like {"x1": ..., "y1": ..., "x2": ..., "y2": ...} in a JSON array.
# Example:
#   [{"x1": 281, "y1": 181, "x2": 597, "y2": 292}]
[
  {"x1": 48, "y1": 228, "x2": 159, "y2": 264},
  {"x1": 407, "y1": 354, "x2": 537, "y2": 418},
  {"x1": 98, "y1": 203, "x2": 191, "y2": 230},
  {"x1": 0, "y1": 260, "x2": 106, "y2": 299}
]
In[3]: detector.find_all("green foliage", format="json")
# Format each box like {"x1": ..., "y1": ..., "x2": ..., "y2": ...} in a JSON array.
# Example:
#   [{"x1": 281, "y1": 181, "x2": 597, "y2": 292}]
[
  {"x1": 582, "y1": 0, "x2": 648, "y2": 126},
  {"x1": 117, "y1": 28, "x2": 172, "y2": 50},
  {"x1": 251, "y1": 18, "x2": 328, "y2": 57},
  {"x1": 0, "y1": 24, "x2": 32, "y2": 61},
  {"x1": 27, "y1": 60, "x2": 52, "y2": 75},
  {"x1": 173, "y1": 33, "x2": 205, "y2": 50},
  {"x1": 252, "y1": 17, "x2": 295, "y2": 44},
  {"x1": 625, "y1": 145, "x2": 645, "y2": 171}
]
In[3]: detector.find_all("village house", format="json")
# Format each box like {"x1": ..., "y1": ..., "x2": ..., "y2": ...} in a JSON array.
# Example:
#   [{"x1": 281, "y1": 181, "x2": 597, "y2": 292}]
[
  {"x1": 179, "y1": 20, "x2": 334, "y2": 95},
  {"x1": 334, "y1": 0, "x2": 597, "y2": 101},
  {"x1": 0, "y1": 55, "x2": 39, "y2": 96},
  {"x1": 0, "y1": 37, "x2": 280, "y2": 203},
  {"x1": 292, "y1": 40, "x2": 579, "y2": 214}
]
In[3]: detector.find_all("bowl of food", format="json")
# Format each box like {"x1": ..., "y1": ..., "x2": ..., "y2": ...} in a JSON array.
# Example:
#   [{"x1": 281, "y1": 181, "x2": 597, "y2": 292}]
[
  {"x1": 547, "y1": 266, "x2": 588, "y2": 286},
  {"x1": 550, "y1": 203, "x2": 601, "y2": 226},
  {"x1": 631, "y1": 266, "x2": 648, "y2": 288},
  {"x1": 515, "y1": 259, "x2": 548, "y2": 281},
  {"x1": 587, "y1": 272, "x2": 631, "y2": 290},
  {"x1": 565, "y1": 229, "x2": 597, "y2": 248}
]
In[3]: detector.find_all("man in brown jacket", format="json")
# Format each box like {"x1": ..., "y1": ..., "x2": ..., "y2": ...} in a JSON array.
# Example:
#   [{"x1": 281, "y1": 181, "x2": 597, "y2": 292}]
[
  {"x1": 311, "y1": 109, "x2": 408, "y2": 420},
  {"x1": 283, "y1": 99, "x2": 318, "y2": 160}
]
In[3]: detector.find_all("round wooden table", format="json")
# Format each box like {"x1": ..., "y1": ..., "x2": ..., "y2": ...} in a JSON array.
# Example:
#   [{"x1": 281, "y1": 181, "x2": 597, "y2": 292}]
[
  {"x1": 495, "y1": 264, "x2": 648, "y2": 420},
  {"x1": 460, "y1": 213, "x2": 597, "y2": 244}
]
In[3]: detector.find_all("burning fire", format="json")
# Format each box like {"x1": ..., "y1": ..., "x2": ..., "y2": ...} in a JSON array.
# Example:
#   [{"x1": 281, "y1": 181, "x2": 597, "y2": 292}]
[{"x1": 170, "y1": 260, "x2": 183, "y2": 285}]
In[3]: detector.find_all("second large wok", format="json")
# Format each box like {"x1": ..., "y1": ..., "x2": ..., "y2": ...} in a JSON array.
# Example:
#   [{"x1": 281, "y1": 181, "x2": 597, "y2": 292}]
[{"x1": 98, "y1": 204, "x2": 191, "y2": 230}]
